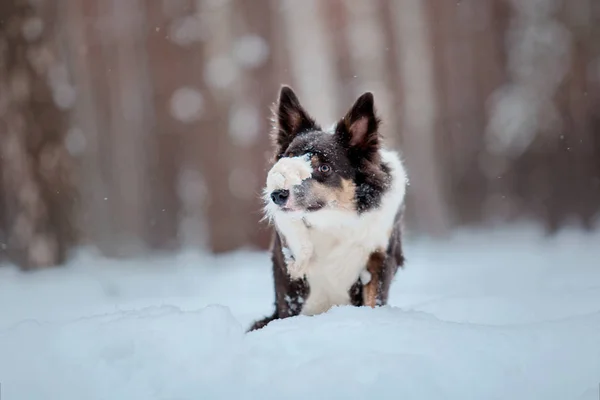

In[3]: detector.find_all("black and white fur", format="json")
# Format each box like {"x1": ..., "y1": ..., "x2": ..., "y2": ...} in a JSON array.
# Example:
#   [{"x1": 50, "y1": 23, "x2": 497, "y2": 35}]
[{"x1": 249, "y1": 86, "x2": 407, "y2": 331}]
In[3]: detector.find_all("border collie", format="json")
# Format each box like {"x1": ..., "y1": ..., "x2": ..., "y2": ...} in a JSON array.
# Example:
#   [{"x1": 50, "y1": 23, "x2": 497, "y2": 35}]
[{"x1": 248, "y1": 86, "x2": 407, "y2": 331}]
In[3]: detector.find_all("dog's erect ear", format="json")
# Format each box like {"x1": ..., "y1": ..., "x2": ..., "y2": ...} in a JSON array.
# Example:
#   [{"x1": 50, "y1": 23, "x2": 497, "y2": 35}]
[
  {"x1": 335, "y1": 92, "x2": 381, "y2": 161},
  {"x1": 271, "y1": 86, "x2": 318, "y2": 156}
]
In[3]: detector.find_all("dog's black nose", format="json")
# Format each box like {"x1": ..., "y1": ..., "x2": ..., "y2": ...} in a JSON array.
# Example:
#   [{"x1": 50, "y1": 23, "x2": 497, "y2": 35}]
[{"x1": 270, "y1": 189, "x2": 289, "y2": 206}]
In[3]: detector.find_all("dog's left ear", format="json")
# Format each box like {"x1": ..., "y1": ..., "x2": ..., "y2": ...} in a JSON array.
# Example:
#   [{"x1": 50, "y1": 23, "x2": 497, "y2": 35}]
[
  {"x1": 335, "y1": 92, "x2": 381, "y2": 161},
  {"x1": 271, "y1": 86, "x2": 318, "y2": 157}
]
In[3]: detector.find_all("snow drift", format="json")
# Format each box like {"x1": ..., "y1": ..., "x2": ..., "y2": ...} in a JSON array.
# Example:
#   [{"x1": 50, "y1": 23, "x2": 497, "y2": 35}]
[
  {"x1": 2, "y1": 305, "x2": 599, "y2": 400},
  {"x1": 1, "y1": 225, "x2": 599, "y2": 399}
]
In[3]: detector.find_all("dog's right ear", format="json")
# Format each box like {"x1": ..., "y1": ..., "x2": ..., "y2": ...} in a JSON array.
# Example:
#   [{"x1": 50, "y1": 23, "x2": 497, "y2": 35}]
[{"x1": 271, "y1": 86, "x2": 318, "y2": 157}]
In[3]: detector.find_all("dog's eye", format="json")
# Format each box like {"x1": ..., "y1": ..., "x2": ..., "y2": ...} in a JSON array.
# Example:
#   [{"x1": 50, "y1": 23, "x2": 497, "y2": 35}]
[{"x1": 318, "y1": 164, "x2": 331, "y2": 173}]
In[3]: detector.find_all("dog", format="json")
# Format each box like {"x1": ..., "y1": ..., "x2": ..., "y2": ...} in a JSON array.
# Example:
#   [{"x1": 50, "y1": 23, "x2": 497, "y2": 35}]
[{"x1": 248, "y1": 86, "x2": 407, "y2": 331}]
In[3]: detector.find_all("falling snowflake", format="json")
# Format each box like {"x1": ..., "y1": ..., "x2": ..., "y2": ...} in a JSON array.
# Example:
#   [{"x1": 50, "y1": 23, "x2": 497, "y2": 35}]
[
  {"x1": 169, "y1": 15, "x2": 206, "y2": 46},
  {"x1": 204, "y1": 56, "x2": 238, "y2": 89},
  {"x1": 233, "y1": 35, "x2": 270, "y2": 68},
  {"x1": 21, "y1": 17, "x2": 43, "y2": 41},
  {"x1": 169, "y1": 87, "x2": 204, "y2": 123},
  {"x1": 52, "y1": 85, "x2": 77, "y2": 110},
  {"x1": 65, "y1": 127, "x2": 86, "y2": 156},
  {"x1": 228, "y1": 103, "x2": 260, "y2": 147},
  {"x1": 48, "y1": 65, "x2": 76, "y2": 110}
]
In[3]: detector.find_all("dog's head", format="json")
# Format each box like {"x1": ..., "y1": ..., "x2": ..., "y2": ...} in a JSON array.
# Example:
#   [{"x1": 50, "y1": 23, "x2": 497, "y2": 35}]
[{"x1": 263, "y1": 86, "x2": 389, "y2": 221}]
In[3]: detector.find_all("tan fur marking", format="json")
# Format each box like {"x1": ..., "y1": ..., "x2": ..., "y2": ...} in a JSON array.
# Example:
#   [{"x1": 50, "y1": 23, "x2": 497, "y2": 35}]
[
  {"x1": 363, "y1": 251, "x2": 386, "y2": 308},
  {"x1": 337, "y1": 179, "x2": 357, "y2": 210},
  {"x1": 309, "y1": 178, "x2": 356, "y2": 211}
]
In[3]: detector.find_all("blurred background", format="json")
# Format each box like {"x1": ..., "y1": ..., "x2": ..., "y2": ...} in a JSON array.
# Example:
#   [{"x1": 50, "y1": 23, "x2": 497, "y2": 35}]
[{"x1": 1, "y1": 0, "x2": 599, "y2": 270}]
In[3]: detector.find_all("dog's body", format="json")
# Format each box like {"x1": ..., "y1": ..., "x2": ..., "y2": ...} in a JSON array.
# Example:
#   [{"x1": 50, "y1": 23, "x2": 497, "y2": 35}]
[{"x1": 249, "y1": 86, "x2": 407, "y2": 331}]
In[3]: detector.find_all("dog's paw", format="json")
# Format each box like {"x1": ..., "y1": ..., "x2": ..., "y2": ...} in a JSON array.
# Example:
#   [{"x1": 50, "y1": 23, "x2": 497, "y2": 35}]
[
  {"x1": 282, "y1": 247, "x2": 307, "y2": 279},
  {"x1": 266, "y1": 170, "x2": 286, "y2": 191},
  {"x1": 266, "y1": 156, "x2": 312, "y2": 191},
  {"x1": 287, "y1": 259, "x2": 309, "y2": 280}
]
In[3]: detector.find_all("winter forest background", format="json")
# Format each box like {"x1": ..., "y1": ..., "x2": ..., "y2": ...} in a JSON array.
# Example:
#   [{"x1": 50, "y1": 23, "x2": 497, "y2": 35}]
[
  {"x1": 2, "y1": 1, "x2": 600, "y2": 398},
  {"x1": 1, "y1": 0, "x2": 600, "y2": 269}
]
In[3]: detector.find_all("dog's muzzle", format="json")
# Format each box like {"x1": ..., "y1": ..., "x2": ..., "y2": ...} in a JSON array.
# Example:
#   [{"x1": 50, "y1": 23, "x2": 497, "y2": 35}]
[{"x1": 270, "y1": 189, "x2": 289, "y2": 206}]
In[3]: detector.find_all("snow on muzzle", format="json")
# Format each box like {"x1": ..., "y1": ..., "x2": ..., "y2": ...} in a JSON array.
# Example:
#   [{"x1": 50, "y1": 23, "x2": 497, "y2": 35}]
[{"x1": 265, "y1": 156, "x2": 315, "y2": 211}]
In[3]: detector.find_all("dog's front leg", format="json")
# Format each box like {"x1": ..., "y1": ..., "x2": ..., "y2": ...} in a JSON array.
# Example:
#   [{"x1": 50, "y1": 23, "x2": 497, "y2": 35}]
[
  {"x1": 283, "y1": 224, "x2": 313, "y2": 280},
  {"x1": 363, "y1": 212, "x2": 405, "y2": 308},
  {"x1": 363, "y1": 251, "x2": 388, "y2": 307},
  {"x1": 276, "y1": 218, "x2": 313, "y2": 280}
]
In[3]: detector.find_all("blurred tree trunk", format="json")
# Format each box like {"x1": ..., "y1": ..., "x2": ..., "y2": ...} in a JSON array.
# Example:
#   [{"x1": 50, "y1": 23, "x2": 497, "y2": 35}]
[
  {"x1": 193, "y1": 0, "x2": 245, "y2": 253},
  {"x1": 344, "y1": 0, "x2": 397, "y2": 147},
  {"x1": 235, "y1": 0, "x2": 282, "y2": 250},
  {"x1": 391, "y1": 0, "x2": 451, "y2": 237},
  {"x1": 143, "y1": 0, "x2": 193, "y2": 249},
  {"x1": 0, "y1": 0, "x2": 77, "y2": 269},
  {"x1": 63, "y1": 0, "x2": 181, "y2": 257},
  {"x1": 323, "y1": 0, "x2": 355, "y2": 117},
  {"x1": 280, "y1": 0, "x2": 338, "y2": 124}
]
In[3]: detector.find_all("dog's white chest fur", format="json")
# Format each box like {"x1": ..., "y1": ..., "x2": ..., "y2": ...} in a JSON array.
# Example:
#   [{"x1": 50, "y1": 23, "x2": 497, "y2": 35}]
[
  {"x1": 300, "y1": 218, "x2": 384, "y2": 315},
  {"x1": 273, "y1": 149, "x2": 406, "y2": 316}
]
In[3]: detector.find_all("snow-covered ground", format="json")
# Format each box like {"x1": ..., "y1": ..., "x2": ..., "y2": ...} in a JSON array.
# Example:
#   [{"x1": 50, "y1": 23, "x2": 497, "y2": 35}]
[{"x1": 1, "y1": 224, "x2": 599, "y2": 399}]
